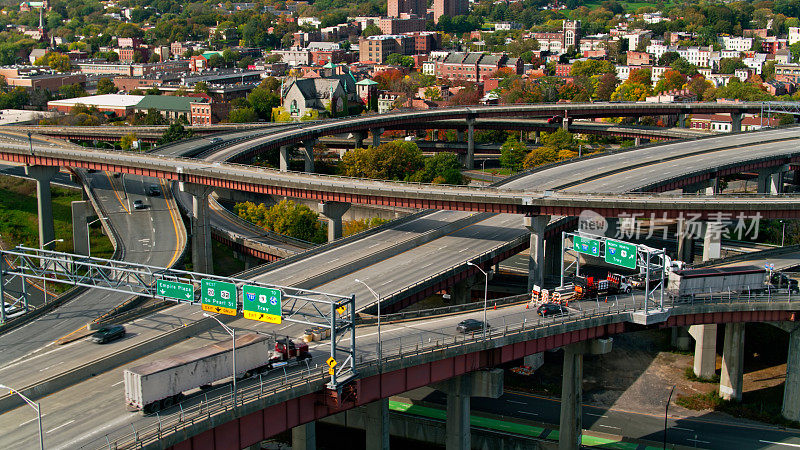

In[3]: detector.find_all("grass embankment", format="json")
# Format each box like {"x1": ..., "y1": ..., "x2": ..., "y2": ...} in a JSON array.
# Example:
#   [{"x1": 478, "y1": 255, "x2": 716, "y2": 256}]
[{"x1": 0, "y1": 175, "x2": 115, "y2": 292}]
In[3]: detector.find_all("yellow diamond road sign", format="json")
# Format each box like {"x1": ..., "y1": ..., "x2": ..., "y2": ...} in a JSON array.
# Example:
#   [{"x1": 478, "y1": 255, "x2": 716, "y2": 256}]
[
  {"x1": 326, "y1": 357, "x2": 337, "y2": 368},
  {"x1": 328, "y1": 367, "x2": 335, "y2": 375}
]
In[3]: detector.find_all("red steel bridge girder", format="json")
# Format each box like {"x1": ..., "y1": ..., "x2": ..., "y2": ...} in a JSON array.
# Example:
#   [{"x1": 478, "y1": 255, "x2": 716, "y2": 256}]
[{"x1": 165, "y1": 308, "x2": 797, "y2": 450}]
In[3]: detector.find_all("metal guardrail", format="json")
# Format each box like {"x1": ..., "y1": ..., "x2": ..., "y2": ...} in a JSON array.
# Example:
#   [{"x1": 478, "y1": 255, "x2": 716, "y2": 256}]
[{"x1": 84, "y1": 289, "x2": 800, "y2": 450}]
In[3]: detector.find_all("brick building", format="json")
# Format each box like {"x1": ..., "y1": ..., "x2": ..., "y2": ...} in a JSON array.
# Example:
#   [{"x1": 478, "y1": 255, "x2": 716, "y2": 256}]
[
  {"x1": 359, "y1": 35, "x2": 415, "y2": 63},
  {"x1": 378, "y1": 17, "x2": 426, "y2": 35},
  {"x1": 387, "y1": 0, "x2": 426, "y2": 17},
  {"x1": 435, "y1": 52, "x2": 522, "y2": 82},
  {"x1": 433, "y1": 0, "x2": 468, "y2": 24}
]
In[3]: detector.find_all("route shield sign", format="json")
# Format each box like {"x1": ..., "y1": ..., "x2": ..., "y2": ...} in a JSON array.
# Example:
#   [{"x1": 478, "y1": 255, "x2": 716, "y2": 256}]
[
  {"x1": 157, "y1": 279, "x2": 194, "y2": 302},
  {"x1": 573, "y1": 236, "x2": 600, "y2": 257},
  {"x1": 604, "y1": 239, "x2": 637, "y2": 269},
  {"x1": 200, "y1": 279, "x2": 237, "y2": 316},
  {"x1": 242, "y1": 285, "x2": 282, "y2": 324}
]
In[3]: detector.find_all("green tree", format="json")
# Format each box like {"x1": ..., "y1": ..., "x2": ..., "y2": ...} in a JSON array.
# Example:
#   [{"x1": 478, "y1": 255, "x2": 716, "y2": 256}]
[
  {"x1": 234, "y1": 199, "x2": 327, "y2": 244},
  {"x1": 247, "y1": 86, "x2": 280, "y2": 120},
  {"x1": 570, "y1": 59, "x2": 615, "y2": 78},
  {"x1": 158, "y1": 123, "x2": 192, "y2": 145},
  {"x1": 339, "y1": 140, "x2": 424, "y2": 180},
  {"x1": 718, "y1": 57, "x2": 747, "y2": 74},
  {"x1": 58, "y1": 83, "x2": 86, "y2": 99},
  {"x1": 499, "y1": 136, "x2": 526, "y2": 171},
  {"x1": 97, "y1": 77, "x2": 117, "y2": 95},
  {"x1": 411, "y1": 152, "x2": 465, "y2": 184},
  {"x1": 594, "y1": 72, "x2": 619, "y2": 101},
  {"x1": 227, "y1": 107, "x2": 257, "y2": 123},
  {"x1": 344, "y1": 217, "x2": 388, "y2": 237},
  {"x1": 34, "y1": 52, "x2": 71, "y2": 72},
  {"x1": 522, "y1": 145, "x2": 559, "y2": 169},
  {"x1": 362, "y1": 24, "x2": 382, "y2": 37},
  {"x1": 654, "y1": 69, "x2": 687, "y2": 94},
  {"x1": 120, "y1": 133, "x2": 138, "y2": 150},
  {"x1": 193, "y1": 81, "x2": 209, "y2": 94}
]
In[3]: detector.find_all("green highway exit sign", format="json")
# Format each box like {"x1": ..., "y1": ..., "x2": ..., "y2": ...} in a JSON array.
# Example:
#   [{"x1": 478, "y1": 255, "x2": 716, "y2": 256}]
[
  {"x1": 242, "y1": 285, "x2": 282, "y2": 324},
  {"x1": 604, "y1": 239, "x2": 637, "y2": 269},
  {"x1": 201, "y1": 279, "x2": 237, "y2": 316},
  {"x1": 573, "y1": 236, "x2": 600, "y2": 257},
  {"x1": 157, "y1": 279, "x2": 195, "y2": 302}
]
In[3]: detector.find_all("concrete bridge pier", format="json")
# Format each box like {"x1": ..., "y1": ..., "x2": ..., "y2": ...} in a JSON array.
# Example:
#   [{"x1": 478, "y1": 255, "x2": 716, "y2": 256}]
[
  {"x1": 449, "y1": 277, "x2": 473, "y2": 304},
  {"x1": 371, "y1": 128, "x2": 384, "y2": 148},
  {"x1": 731, "y1": 112, "x2": 742, "y2": 133},
  {"x1": 365, "y1": 398, "x2": 390, "y2": 450},
  {"x1": 634, "y1": 137, "x2": 641, "y2": 146},
  {"x1": 689, "y1": 324, "x2": 717, "y2": 379},
  {"x1": 677, "y1": 113, "x2": 687, "y2": 128},
  {"x1": 561, "y1": 111, "x2": 569, "y2": 131},
  {"x1": 279, "y1": 145, "x2": 290, "y2": 172},
  {"x1": 702, "y1": 221, "x2": 722, "y2": 262},
  {"x1": 319, "y1": 201, "x2": 351, "y2": 242},
  {"x1": 534, "y1": 130, "x2": 540, "y2": 144},
  {"x1": 303, "y1": 139, "x2": 316, "y2": 173},
  {"x1": 465, "y1": 119, "x2": 475, "y2": 170},
  {"x1": 756, "y1": 166, "x2": 789, "y2": 194},
  {"x1": 720, "y1": 323, "x2": 745, "y2": 401},
  {"x1": 782, "y1": 325, "x2": 800, "y2": 422},
  {"x1": 180, "y1": 182, "x2": 214, "y2": 274},
  {"x1": 559, "y1": 339, "x2": 613, "y2": 450},
  {"x1": 676, "y1": 218, "x2": 695, "y2": 264},
  {"x1": 437, "y1": 369, "x2": 503, "y2": 450},
  {"x1": 671, "y1": 327, "x2": 691, "y2": 351},
  {"x1": 25, "y1": 165, "x2": 59, "y2": 250},
  {"x1": 524, "y1": 215, "x2": 550, "y2": 291},
  {"x1": 71, "y1": 200, "x2": 93, "y2": 256},
  {"x1": 292, "y1": 422, "x2": 316, "y2": 450},
  {"x1": 354, "y1": 132, "x2": 366, "y2": 149}
]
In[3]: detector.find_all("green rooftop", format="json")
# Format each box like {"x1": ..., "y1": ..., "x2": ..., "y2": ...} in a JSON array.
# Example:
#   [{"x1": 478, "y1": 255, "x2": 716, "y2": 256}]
[{"x1": 135, "y1": 95, "x2": 195, "y2": 112}]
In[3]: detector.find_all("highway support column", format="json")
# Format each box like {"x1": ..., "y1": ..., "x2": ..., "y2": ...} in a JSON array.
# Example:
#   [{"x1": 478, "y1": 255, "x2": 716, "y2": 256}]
[
  {"x1": 292, "y1": 422, "x2": 316, "y2": 450},
  {"x1": 756, "y1": 166, "x2": 789, "y2": 195},
  {"x1": 559, "y1": 339, "x2": 613, "y2": 450},
  {"x1": 720, "y1": 323, "x2": 745, "y2": 401},
  {"x1": 446, "y1": 374, "x2": 471, "y2": 450},
  {"x1": 689, "y1": 324, "x2": 717, "y2": 379},
  {"x1": 524, "y1": 215, "x2": 550, "y2": 292},
  {"x1": 279, "y1": 145, "x2": 290, "y2": 172},
  {"x1": 449, "y1": 277, "x2": 472, "y2": 304},
  {"x1": 783, "y1": 325, "x2": 800, "y2": 422},
  {"x1": 25, "y1": 165, "x2": 59, "y2": 251},
  {"x1": 371, "y1": 128, "x2": 383, "y2": 148},
  {"x1": 319, "y1": 201, "x2": 350, "y2": 242},
  {"x1": 676, "y1": 218, "x2": 695, "y2": 264},
  {"x1": 731, "y1": 113, "x2": 742, "y2": 133},
  {"x1": 677, "y1": 113, "x2": 687, "y2": 128},
  {"x1": 354, "y1": 132, "x2": 366, "y2": 149},
  {"x1": 71, "y1": 200, "x2": 92, "y2": 256},
  {"x1": 180, "y1": 183, "x2": 214, "y2": 275},
  {"x1": 303, "y1": 140, "x2": 316, "y2": 173},
  {"x1": 466, "y1": 118, "x2": 475, "y2": 170},
  {"x1": 365, "y1": 398, "x2": 390, "y2": 450}
]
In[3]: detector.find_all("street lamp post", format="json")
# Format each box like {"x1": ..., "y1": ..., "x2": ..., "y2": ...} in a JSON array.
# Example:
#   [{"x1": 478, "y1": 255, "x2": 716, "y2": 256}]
[
  {"x1": 86, "y1": 217, "x2": 107, "y2": 257},
  {"x1": 467, "y1": 261, "x2": 489, "y2": 339},
  {"x1": 27, "y1": 131, "x2": 34, "y2": 157},
  {"x1": 203, "y1": 313, "x2": 237, "y2": 406},
  {"x1": 41, "y1": 238, "x2": 63, "y2": 303},
  {"x1": 0, "y1": 383, "x2": 43, "y2": 450},
  {"x1": 663, "y1": 384, "x2": 676, "y2": 449},
  {"x1": 354, "y1": 279, "x2": 381, "y2": 367}
]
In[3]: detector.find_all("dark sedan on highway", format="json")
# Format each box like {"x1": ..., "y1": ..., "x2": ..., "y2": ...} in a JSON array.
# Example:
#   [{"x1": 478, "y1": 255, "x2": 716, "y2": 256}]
[
  {"x1": 537, "y1": 303, "x2": 568, "y2": 317},
  {"x1": 456, "y1": 319, "x2": 487, "y2": 333},
  {"x1": 91, "y1": 325, "x2": 126, "y2": 344}
]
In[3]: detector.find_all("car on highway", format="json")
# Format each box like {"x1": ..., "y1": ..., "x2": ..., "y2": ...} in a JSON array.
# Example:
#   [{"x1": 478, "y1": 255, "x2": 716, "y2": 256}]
[
  {"x1": 133, "y1": 199, "x2": 147, "y2": 209},
  {"x1": 537, "y1": 303, "x2": 568, "y2": 317},
  {"x1": 456, "y1": 319, "x2": 487, "y2": 333},
  {"x1": 91, "y1": 325, "x2": 126, "y2": 344},
  {"x1": 209, "y1": 137, "x2": 224, "y2": 144},
  {"x1": 629, "y1": 273, "x2": 662, "y2": 289},
  {"x1": 2, "y1": 301, "x2": 25, "y2": 320},
  {"x1": 146, "y1": 185, "x2": 161, "y2": 196},
  {"x1": 771, "y1": 272, "x2": 799, "y2": 292}
]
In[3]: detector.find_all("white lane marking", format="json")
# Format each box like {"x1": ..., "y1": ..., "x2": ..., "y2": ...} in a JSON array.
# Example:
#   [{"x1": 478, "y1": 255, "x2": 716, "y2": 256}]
[
  {"x1": 19, "y1": 414, "x2": 46, "y2": 427},
  {"x1": 111, "y1": 380, "x2": 124, "y2": 387},
  {"x1": 518, "y1": 411, "x2": 538, "y2": 415},
  {"x1": 687, "y1": 438, "x2": 711, "y2": 444},
  {"x1": 507, "y1": 400, "x2": 526, "y2": 405},
  {"x1": 673, "y1": 427, "x2": 694, "y2": 432},
  {"x1": 39, "y1": 361, "x2": 64, "y2": 372},
  {"x1": 759, "y1": 441, "x2": 800, "y2": 448},
  {"x1": 46, "y1": 420, "x2": 75, "y2": 433},
  {"x1": 586, "y1": 413, "x2": 608, "y2": 418},
  {"x1": 598, "y1": 424, "x2": 620, "y2": 429}
]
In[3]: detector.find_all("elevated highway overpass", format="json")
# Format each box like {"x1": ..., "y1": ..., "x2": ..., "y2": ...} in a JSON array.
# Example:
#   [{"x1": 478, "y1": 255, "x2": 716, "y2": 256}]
[{"x1": 1, "y1": 104, "x2": 800, "y2": 450}]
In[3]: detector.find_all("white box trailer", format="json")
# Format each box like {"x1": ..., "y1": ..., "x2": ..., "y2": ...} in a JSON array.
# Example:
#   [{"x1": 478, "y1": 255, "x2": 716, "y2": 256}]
[
  {"x1": 124, "y1": 333, "x2": 271, "y2": 412},
  {"x1": 667, "y1": 265, "x2": 766, "y2": 298}
]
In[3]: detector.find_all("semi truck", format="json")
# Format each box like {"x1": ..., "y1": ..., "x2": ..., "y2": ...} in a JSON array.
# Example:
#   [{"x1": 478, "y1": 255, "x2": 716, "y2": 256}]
[
  {"x1": 124, "y1": 333, "x2": 310, "y2": 413},
  {"x1": 667, "y1": 265, "x2": 767, "y2": 298}
]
